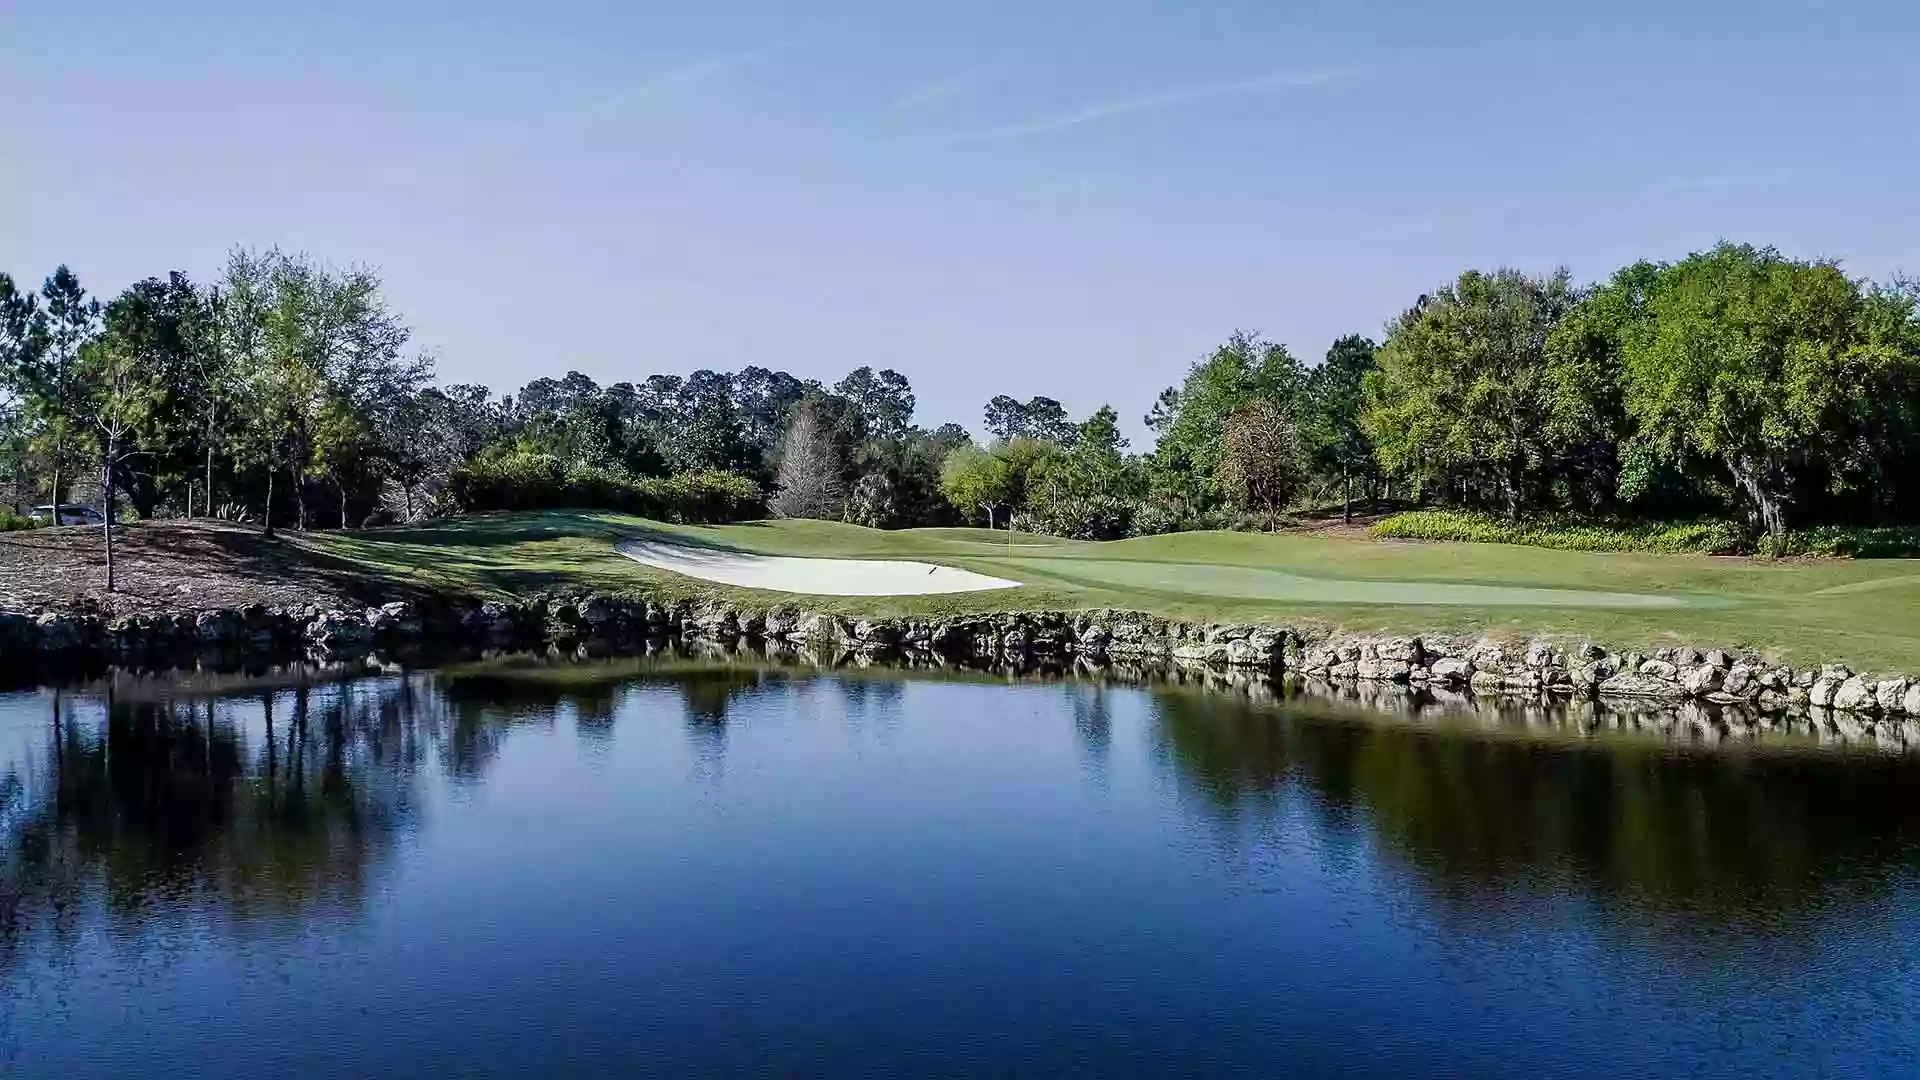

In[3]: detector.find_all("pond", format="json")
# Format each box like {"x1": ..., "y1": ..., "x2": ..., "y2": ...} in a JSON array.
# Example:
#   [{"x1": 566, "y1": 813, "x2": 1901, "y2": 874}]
[{"x1": 3, "y1": 657, "x2": 1919, "y2": 1078}]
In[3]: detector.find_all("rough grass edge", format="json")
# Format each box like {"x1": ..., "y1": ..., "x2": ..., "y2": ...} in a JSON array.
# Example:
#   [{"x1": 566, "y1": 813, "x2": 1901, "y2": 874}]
[{"x1": 1370, "y1": 509, "x2": 1920, "y2": 558}]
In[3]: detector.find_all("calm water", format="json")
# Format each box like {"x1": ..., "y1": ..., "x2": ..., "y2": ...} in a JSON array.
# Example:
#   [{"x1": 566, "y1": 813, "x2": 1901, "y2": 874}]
[{"x1": 4, "y1": 658, "x2": 1920, "y2": 1079}]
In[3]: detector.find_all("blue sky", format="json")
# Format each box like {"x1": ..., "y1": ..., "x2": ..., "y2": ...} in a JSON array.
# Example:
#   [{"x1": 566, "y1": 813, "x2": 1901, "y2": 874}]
[{"x1": 3, "y1": 0, "x2": 1916, "y2": 440}]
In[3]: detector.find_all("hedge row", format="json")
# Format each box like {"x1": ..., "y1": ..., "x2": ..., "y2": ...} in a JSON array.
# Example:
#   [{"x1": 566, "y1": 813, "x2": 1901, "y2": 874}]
[
  {"x1": 1369, "y1": 510, "x2": 1749, "y2": 554},
  {"x1": 450, "y1": 452, "x2": 765, "y2": 523},
  {"x1": 1369, "y1": 509, "x2": 1920, "y2": 557},
  {"x1": 1760, "y1": 525, "x2": 1920, "y2": 558}
]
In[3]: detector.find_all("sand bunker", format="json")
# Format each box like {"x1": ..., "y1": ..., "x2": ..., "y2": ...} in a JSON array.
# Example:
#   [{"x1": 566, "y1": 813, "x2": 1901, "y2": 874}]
[{"x1": 616, "y1": 539, "x2": 1021, "y2": 596}]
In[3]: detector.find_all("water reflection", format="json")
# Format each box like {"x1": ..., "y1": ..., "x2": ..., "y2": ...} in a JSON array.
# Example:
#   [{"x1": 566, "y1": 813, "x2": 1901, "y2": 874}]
[
  {"x1": 5, "y1": 655, "x2": 1920, "y2": 975},
  {"x1": 0, "y1": 674, "x2": 422, "y2": 977},
  {"x1": 1152, "y1": 688, "x2": 1920, "y2": 926}
]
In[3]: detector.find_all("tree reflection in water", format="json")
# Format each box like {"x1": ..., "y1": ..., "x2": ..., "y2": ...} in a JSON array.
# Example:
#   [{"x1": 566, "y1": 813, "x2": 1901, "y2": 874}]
[
  {"x1": 1149, "y1": 688, "x2": 1920, "y2": 929},
  {"x1": 6, "y1": 657, "x2": 1920, "y2": 976},
  {"x1": 0, "y1": 671, "x2": 424, "y2": 975}
]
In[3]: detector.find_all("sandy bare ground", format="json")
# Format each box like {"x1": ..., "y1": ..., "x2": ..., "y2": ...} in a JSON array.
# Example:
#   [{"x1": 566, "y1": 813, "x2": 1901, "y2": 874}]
[
  {"x1": 615, "y1": 539, "x2": 1020, "y2": 596},
  {"x1": 0, "y1": 521, "x2": 406, "y2": 615}
]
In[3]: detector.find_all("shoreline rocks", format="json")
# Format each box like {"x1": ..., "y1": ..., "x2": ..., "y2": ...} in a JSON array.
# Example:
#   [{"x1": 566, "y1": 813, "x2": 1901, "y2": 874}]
[{"x1": 4, "y1": 591, "x2": 1917, "y2": 720}]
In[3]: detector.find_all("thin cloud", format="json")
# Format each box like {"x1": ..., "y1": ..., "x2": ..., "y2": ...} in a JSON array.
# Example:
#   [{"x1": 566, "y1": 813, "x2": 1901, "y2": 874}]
[
  {"x1": 601, "y1": 41, "x2": 795, "y2": 111},
  {"x1": 1646, "y1": 172, "x2": 1793, "y2": 196},
  {"x1": 918, "y1": 69, "x2": 1346, "y2": 146},
  {"x1": 1356, "y1": 216, "x2": 1458, "y2": 244},
  {"x1": 393, "y1": 43, "x2": 791, "y2": 183},
  {"x1": 892, "y1": 65, "x2": 1001, "y2": 112}
]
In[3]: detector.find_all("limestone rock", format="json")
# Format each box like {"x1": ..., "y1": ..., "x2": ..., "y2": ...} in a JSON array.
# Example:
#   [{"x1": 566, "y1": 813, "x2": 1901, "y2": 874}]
[
  {"x1": 1356, "y1": 658, "x2": 1413, "y2": 683},
  {"x1": 1682, "y1": 665, "x2": 1724, "y2": 696},
  {"x1": 1377, "y1": 637, "x2": 1422, "y2": 663},
  {"x1": 306, "y1": 610, "x2": 370, "y2": 649},
  {"x1": 1172, "y1": 640, "x2": 1232, "y2": 667},
  {"x1": 367, "y1": 600, "x2": 421, "y2": 635},
  {"x1": 1599, "y1": 672, "x2": 1685, "y2": 700},
  {"x1": 793, "y1": 613, "x2": 846, "y2": 644},
  {"x1": 1874, "y1": 678, "x2": 1911, "y2": 713},
  {"x1": 1831, "y1": 676, "x2": 1876, "y2": 712},
  {"x1": 1468, "y1": 669, "x2": 1506, "y2": 693}
]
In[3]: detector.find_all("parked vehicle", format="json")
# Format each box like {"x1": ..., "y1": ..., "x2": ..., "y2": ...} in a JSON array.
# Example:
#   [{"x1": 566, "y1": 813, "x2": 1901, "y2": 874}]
[{"x1": 27, "y1": 503, "x2": 105, "y2": 526}]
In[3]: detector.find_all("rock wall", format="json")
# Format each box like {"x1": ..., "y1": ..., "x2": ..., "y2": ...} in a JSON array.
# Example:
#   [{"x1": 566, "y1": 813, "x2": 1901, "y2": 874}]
[{"x1": 4, "y1": 592, "x2": 1916, "y2": 721}]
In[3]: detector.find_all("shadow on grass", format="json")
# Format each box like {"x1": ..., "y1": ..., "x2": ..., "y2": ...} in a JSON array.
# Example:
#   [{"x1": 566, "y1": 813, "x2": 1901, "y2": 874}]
[
  {"x1": 352, "y1": 511, "x2": 752, "y2": 553},
  {"x1": 196, "y1": 529, "x2": 446, "y2": 606},
  {"x1": 297, "y1": 511, "x2": 770, "y2": 600}
]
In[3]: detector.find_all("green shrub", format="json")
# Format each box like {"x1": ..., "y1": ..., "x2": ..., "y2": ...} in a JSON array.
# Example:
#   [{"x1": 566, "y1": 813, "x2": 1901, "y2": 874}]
[
  {"x1": 450, "y1": 451, "x2": 765, "y2": 523},
  {"x1": 664, "y1": 470, "x2": 767, "y2": 524},
  {"x1": 1128, "y1": 502, "x2": 1185, "y2": 537},
  {"x1": 1369, "y1": 509, "x2": 1749, "y2": 555},
  {"x1": 0, "y1": 508, "x2": 42, "y2": 532},
  {"x1": 1011, "y1": 494, "x2": 1137, "y2": 540},
  {"x1": 1763, "y1": 525, "x2": 1920, "y2": 558},
  {"x1": 451, "y1": 450, "x2": 569, "y2": 511}
]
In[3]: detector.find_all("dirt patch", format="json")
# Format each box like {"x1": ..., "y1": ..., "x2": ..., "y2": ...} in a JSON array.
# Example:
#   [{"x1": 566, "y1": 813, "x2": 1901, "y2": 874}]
[{"x1": 0, "y1": 521, "x2": 416, "y2": 616}]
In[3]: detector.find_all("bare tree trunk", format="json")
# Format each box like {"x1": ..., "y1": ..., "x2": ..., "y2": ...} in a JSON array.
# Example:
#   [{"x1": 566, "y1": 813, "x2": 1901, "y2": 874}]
[
  {"x1": 263, "y1": 692, "x2": 277, "y2": 788},
  {"x1": 50, "y1": 462, "x2": 61, "y2": 514},
  {"x1": 263, "y1": 467, "x2": 276, "y2": 539},
  {"x1": 339, "y1": 479, "x2": 350, "y2": 529},
  {"x1": 292, "y1": 463, "x2": 306, "y2": 531},
  {"x1": 1506, "y1": 456, "x2": 1525, "y2": 521},
  {"x1": 204, "y1": 441, "x2": 216, "y2": 518},
  {"x1": 102, "y1": 447, "x2": 116, "y2": 592},
  {"x1": 1342, "y1": 467, "x2": 1353, "y2": 525},
  {"x1": 1727, "y1": 455, "x2": 1786, "y2": 548}
]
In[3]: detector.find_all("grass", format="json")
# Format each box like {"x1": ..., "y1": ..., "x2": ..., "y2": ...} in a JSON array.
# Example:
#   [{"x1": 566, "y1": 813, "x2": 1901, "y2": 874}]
[{"x1": 296, "y1": 510, "x2": 1920, "y2": 672}]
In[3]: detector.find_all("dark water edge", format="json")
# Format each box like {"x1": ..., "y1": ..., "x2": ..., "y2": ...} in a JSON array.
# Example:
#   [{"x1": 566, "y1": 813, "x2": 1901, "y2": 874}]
[
  {"x1": 11, "y1": 636, "x2": 1914, "y2": 757},
  {"x1": 4, "y1": 650, "x2": 1920, "y2": 1078}
]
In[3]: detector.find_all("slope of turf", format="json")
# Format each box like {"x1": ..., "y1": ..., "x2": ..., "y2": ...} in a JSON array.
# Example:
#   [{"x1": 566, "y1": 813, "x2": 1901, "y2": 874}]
[{"x1": 305, "y1": 512, "x2": 1920, "y2": 670}]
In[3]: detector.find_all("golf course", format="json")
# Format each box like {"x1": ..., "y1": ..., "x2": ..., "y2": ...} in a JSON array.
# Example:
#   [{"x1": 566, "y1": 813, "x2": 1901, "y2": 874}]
[{"x1": 298, "y1": 511, "x2": 1920, "y2": 670}]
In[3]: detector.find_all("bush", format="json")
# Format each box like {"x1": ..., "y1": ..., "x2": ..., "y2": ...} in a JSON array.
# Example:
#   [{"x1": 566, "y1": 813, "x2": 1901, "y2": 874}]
[
  {"x1": 1370, "y1": 509, "x2": 1748, "y2": 554},
  {"x1": 450, "y1": 451, "x2": 765, "y2": 523},
  {"x1": 1763, "y1": 525, "x2": 1920, "y2": 558},
  {"x1": 1011, "y1": 494, "x2": 1137, "y2": 540},
  {"x1": 1128, "y1": 502, "x2": 1185, "y2": 537},
  {"x1": 0, "y1": 508, "x2": 42, "y2": 532}
]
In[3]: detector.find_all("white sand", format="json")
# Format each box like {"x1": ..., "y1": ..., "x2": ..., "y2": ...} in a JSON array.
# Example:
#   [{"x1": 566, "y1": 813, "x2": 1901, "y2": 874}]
[{"x1": 615, "y1": 539, "x2": 1021, "y2": 596}]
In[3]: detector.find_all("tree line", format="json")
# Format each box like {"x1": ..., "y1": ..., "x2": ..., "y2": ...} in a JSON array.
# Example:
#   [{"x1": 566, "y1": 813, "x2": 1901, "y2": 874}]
[
  {"x1": 938, "y1": 242, "x2": 1920, "y2": 543},
  {"x1": 4, "y1": 240, "x2": 1916, "y2": 582},
  {"x1": 0, "y1": 248, "x2": 976, "y2": 585}
]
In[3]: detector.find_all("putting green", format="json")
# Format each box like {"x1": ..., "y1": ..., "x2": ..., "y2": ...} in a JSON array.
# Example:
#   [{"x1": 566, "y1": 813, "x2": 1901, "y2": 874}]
[{"x1": 991, "y1": 556, "x2": 1701, "y2": 609}]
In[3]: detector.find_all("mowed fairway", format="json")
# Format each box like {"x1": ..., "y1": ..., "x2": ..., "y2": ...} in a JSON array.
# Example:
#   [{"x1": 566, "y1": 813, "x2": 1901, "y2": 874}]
[{"x1": 308, "y1": 512, "x2": 1920, "y2": 670}]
